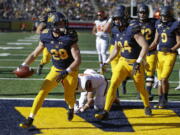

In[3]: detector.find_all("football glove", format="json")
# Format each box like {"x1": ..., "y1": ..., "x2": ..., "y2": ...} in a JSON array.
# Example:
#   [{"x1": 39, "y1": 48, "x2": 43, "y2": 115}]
[
  {"x1": 56, "y1": 70, "x2": 68, "y2": 82},
  {"x1": 132, "y1": 62, "x2": 140, "y2": 75}
]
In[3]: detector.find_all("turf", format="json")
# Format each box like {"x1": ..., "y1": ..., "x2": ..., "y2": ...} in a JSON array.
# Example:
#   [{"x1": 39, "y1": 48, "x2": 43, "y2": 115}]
[{"x1": 0, "y1": 31, "x2": 180, "y2": 101}]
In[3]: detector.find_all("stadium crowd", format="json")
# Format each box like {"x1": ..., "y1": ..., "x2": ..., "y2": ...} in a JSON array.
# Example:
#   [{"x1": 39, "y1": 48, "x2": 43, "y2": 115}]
[
  {"x1": 0, "y1": 0, "x2": 95, "y2": 21},
  {"x1": 0, "y1": 0, "x2": 178, "y2": 21}
]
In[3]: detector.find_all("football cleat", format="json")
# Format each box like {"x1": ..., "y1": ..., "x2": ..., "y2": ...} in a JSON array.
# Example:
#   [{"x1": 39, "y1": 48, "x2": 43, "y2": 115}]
[
  {"x1": 19, "y1": 117, "x2": 34, "y2": 128},
  {"x1": 144, "y1": 107, "x2": 152, "y2": 116},
  {"x1": 175, "y1": 85, "x2": 180, "y2": 90},
  {"x1": 158, "y1": 101, "x2": 167, "y2": 109},
  {"x1": 95, "y1": 110, "x2": 109, "y2": 120},
  {"x1": 149, "y1": 95, "x2": 154, "y2": 101},
  {"x1": 154, "y1": 100, "x2": 167, "y2": 109},
  {"x1": 67, "y1": 109, "x2": 74, "y2": 121},
  {"x1": 36, "y1": 64, "x2": 44, "y2": 75},
  {"x1": 153, "y1": 103, "x2": 160, "y2": 109}
]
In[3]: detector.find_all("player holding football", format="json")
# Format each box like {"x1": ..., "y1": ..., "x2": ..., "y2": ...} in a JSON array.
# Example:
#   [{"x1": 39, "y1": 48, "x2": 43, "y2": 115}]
[
  {"x1": 149, "y1": 6, "x2": 180, "y2": 108},
  {"x1": 136, "y1": 4, "x2": 157, "y2": 101},
  {"x1": 92, "y1": 10, "x2": 109, "y2": 74},
  {"x1": 36, "y1": 7, "x2": 56, "y2": 75},
  {"x1": 18, "y1": 12, "x2": 81, "y2": 128},
  {"x1": 95, "y1": 7, "x2": 152, "y2": 120}
]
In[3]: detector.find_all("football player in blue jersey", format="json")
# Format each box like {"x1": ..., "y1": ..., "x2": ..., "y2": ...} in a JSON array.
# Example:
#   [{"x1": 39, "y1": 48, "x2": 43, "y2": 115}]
[
  {"x1": 136, "y1": 4, "x2": 157, "y2": 101},
  {"x1": 95, "y1": 7, "x2": 152, "y2": 120},
  {"x1": 149, "y1": 6, "x2": 180, "y2": 108},
  {"x1": 18, "y1": 12, "x2": 81, "y2": 128},
  {"x1": 36, "y1": 7, "x2": 56, "y2": 75},
  {"x1": 103, "y1": 5, "x2": 128, "y2": 95}
]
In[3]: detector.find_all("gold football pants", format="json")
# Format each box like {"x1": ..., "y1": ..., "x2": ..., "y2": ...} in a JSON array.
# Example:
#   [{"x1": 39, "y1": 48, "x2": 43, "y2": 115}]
[
  {"x1": 30, "y1": 66, "x2": 78, "y2": 115},
  {"x1": 105, "y1": 57, "x2": 150, "y2": 111}
]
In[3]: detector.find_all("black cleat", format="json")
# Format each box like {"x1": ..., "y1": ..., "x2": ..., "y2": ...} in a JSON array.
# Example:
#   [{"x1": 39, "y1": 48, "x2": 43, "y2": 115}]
[
  {"x1": 95, "y1": 110, "x2": 109, "y2": 120},
  {"x1": 154, "y1": 100, "x2": 167, "y2": 109},
  {"x1": 158, "y1": 100, "x2": 167, "y2": 109},
  {"x1": 67, "y1": 109, "x2": 74, "y2": 121},
  {"x1": 154, "y1": 102, "x2": 160, "y2": 109},
  {"x1": 144, "y1": 107, "x2": 152, "y2": 116},
  {"x1": 19, "y1": 117, "x2": 34, "y2": 128},
  {"x1": 149, "y1": 95, "x2": 154, "y2": 101},
  {"x1": 122, "y1": 86, "x2": 127, "y2": 95},
  {"x1": 36, "y1": 64, "x2": 44, "y2": 75}
]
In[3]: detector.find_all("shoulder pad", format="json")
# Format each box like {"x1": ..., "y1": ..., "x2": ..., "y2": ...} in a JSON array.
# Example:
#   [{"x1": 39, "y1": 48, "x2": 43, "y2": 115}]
[
  {"x1": 129, "y1": 21, "x2": 141, "y2": 34},
  {"x1": 68, "y1": 29, "x2": 78, "y2": 43},
  {"x1": 129, "y1": 19, "x2": 138, "y2": 24},
  {"x1": 173, "y1": 21, "x2": 180, "y2": 34},
  {"x1": 41, "y1": 29, "x2": 49, "y2": 34}
]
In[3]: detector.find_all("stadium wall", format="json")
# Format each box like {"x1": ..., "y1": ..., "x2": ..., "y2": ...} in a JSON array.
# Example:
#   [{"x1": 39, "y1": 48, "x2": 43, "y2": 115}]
[{"x1": 0, "y1": 20, "x2": 94, "y2": 31}]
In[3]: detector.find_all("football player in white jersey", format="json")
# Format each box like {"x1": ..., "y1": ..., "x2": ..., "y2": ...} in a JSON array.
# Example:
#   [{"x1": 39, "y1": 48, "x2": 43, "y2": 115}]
[
  {"x1": 75, "y1": 69, "x2": 120, "y2": 113},
  {"x1": 92, "y1": 11, "x2": 110, "y2": 74}
]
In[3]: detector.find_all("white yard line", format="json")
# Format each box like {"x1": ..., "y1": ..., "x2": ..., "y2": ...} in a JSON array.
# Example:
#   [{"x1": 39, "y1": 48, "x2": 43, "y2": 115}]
[
  {"x1": 0, "y1": 78, "x2": 43, "y2": 80},
  {"x1": 17, "y1": 39, "x2": 38, "y2": 42},
  {"x1": 0, "y1": 77, "x2": 178, "y2": 83},
  {"x1": 7, "y1": 43, "x2": 32, "y2": 45},
  {"x1": 0, "y1": 47, "x2": 24, "y2": 50},
  {"x1": 0, "y1": 97, "x2": 180, "y2": 103},
  {"x1": 0, "y1": 59, "x2": 99, "y2": 62}
]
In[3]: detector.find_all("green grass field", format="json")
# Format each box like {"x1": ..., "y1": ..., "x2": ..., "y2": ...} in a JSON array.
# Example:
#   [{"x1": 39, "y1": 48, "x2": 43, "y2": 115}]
[{"x1": 0, "y1": 31, "x2": 180, "y2": 101}]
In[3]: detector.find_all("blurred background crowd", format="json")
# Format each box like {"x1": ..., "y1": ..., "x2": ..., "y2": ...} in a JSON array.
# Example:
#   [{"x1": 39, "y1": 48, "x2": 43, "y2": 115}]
[{"x1": 0, "y1": 0, "x2": 179, "y2": 22}]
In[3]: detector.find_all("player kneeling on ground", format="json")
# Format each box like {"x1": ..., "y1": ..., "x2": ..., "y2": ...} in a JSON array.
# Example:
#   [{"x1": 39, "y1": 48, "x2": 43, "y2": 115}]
[{"x1": 75, "y1": 69, "x2": 120, "y2": 113}]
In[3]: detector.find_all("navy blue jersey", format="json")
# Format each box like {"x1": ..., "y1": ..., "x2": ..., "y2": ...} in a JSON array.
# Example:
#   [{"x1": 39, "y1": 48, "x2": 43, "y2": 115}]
[
  {"x1": 110, "y1": 25, "x2": 120, "y2": 45},
  {"x1": 115, "y1": 20, "x2": 142, "y2": 59},
  {"x1": 40, "y1": 29, "x2": 78, "y2": 69},
  {"x1": 155, "y1": 20, "x2": 180, "y2": 52},
  {"x1": 138, "y1": 18, "x2": 156, "y2": 54}
]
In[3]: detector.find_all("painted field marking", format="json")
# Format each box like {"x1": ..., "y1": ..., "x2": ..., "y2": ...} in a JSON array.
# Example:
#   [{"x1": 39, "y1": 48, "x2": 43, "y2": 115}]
[
  {"x1": 15, "y1": 107, "x2": 180, "y2": 135},
  {"x1": 0, "y1": 47, "x2": 24, "y2": 50},
  {"x1": 0, "y1": 53, "x2": 10, "y2": 56},
  {"x1": 17, "y1": 39, "x2": 38, "y2": 42},
  {"x1": 7, "y1": 43, "x2": 32, "y2": 45}
]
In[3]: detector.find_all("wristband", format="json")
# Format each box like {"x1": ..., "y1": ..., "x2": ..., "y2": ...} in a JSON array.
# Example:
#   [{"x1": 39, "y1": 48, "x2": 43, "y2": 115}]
[
  {"x1": 66, "y1": 67, "x2": 72, "y2": 73},
  {"x1": 136, "y1": 57, "x2": 143, "y2": 63}
]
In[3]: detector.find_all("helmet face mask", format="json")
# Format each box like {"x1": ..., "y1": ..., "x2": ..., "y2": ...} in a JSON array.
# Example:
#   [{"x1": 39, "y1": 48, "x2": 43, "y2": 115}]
[
  {"x1": 113, "y1": 17, "x2": 124, "y2": 27},
  {"x1": 53, "y1": 21, "x2": 66, "y2": 34},
  {"x1": 97, "y1": 11, "x2": 105, "y2": 21},
  {"x1": 48, "y1": 12, "x2": 68, "y2": 35},
  {"x1": 160, "y1": 6, "x2": 174, "y2": 24},
  {"x1": 137, "y1": 4, "x2": 149, "y2": 22},
  {"x1": 161, "y1": 15, "x2": 169, "y2": 23},
  {"x1": 112, "y1": 5, "x2": 129, "y2": 28}
]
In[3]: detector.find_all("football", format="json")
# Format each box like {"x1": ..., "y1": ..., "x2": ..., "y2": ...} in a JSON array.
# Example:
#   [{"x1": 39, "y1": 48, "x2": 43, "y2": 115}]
[{"x1": 13, "y1": 66, "x2": 34, "y2": 78}]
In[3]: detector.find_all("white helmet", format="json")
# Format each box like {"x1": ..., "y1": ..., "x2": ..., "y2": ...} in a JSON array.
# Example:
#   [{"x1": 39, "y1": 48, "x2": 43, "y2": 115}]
[{"x1": 84, "y1": 69, "x2": 97, "y2": 74}]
